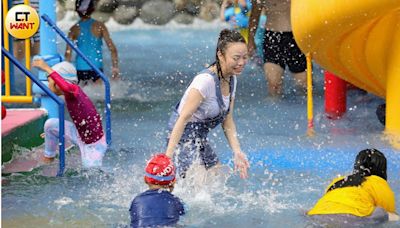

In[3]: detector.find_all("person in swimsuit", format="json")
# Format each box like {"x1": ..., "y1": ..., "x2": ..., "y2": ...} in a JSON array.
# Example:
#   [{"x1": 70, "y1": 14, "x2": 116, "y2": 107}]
[
  {"x1": 65, "y1": 0, "x2": 119, "y2": 85},
  {"x1": 248, "y1": 0, "x2": 307, "y2": 97},
  {"x1": 129, "y1": 154, "x2": 185, "y2": 228}
]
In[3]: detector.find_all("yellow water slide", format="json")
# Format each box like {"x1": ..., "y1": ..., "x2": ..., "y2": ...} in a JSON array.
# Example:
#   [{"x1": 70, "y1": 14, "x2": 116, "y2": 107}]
[{"x1": 291, "y1": 0, "x2": 400, "y2": 147}]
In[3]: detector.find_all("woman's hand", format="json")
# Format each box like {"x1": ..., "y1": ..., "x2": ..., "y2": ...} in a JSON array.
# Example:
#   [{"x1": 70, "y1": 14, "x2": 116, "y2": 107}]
[{"x1": 233, "y1": 151, "x2": 250, "y2": 179}]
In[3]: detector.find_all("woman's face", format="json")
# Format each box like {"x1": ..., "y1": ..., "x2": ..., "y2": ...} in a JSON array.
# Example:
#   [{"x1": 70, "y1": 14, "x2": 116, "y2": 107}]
[{"x1": 219, "y1": 42, "x2": 248, "y2": 76}]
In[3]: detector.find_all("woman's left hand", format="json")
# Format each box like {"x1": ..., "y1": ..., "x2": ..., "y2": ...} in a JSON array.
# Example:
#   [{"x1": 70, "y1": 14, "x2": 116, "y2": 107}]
[{"x1": 233, "y1": 151, "x2": 250, "y2": 179}]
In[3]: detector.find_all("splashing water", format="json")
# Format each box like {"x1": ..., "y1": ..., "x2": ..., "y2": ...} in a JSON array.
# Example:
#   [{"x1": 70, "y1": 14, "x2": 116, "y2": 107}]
[{"x1": 2, "y1": 27, "x2": 400, "y2": 227}]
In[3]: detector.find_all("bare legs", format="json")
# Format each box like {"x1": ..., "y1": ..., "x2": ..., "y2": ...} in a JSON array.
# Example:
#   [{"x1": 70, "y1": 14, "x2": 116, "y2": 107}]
[
  {"x1": 263, "y1": 62, "x2": 307, "y2": 97},
  {"x1": 264, "y1": 63, "x2": 284, "y2": 97}
]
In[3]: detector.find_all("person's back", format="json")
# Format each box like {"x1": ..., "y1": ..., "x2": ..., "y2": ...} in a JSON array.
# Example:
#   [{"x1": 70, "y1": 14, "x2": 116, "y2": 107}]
[
  {"x1": 129, "y1": 154, "x2": 185, "y2": 228},
  {"x1": 75, "y1": 18, "x2": 103, "y2": 71},
  {"x1": 308, "y1": 175, "x2": 395, "y2": 217},
  {"x1": 130, "y1": 189, "x2": 185, "y2": 228},
  {"x1": 308, "y1": 149, "x2": 399, "y2": 226},
  {"x1": 66, "y1": 0, "x2": 119, "y2": 83}
]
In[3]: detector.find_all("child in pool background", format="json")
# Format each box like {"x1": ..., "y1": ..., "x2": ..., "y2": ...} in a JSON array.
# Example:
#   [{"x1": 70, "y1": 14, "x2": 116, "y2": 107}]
[
  {"x1": 32, "y1": 58, "x2": 107, "y2": 168},
  {"x1": 220, "y1": 1, "x2": 266, "y2": 63},
  {"x1": 308, "y1": 148, "x2": 399, "y2": 226},
  {"x1": 129, "y1": 154, "x2": 185, "y2": 228},
  {"x1": 65, "y1": 0, "x2": 119, "y2": 85},
  {"x1": 220, "y1": 0, "x2": 252, "y2": 42}
]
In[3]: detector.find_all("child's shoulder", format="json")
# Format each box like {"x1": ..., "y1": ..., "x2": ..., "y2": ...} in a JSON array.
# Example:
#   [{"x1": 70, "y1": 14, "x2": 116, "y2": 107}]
[
  {"x1": 69, "y1": 23, "x2": 80, "y2": 32},
  {"x1": 92, "y1": 20, "x2": 106, "y2": 28},
  {"x1": 133, "y1": 189, "x2": 178, "y2": 204}
]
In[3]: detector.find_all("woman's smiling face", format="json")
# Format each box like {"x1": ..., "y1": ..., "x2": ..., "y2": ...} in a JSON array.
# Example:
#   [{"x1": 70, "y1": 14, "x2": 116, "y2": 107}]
[{"x1": 219, "y1": 42, "x2": 248, "y2": 76}]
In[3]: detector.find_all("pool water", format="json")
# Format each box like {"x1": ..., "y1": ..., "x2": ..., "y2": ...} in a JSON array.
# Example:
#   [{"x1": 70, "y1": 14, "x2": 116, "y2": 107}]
[{"x1": 2, "y1": 28, "x2": 399, "y2": 227}]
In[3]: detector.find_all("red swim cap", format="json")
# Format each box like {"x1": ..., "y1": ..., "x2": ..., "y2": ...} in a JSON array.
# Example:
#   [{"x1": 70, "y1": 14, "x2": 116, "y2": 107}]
[{"x1": 144, "y1": 154, "x2": 176, "y2": 186}]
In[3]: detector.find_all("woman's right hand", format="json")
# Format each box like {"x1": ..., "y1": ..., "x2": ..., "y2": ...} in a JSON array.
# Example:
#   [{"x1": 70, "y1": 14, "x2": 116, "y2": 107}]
[{"x1": 233, "y1": 151, "x2": 250, "y2": 179}]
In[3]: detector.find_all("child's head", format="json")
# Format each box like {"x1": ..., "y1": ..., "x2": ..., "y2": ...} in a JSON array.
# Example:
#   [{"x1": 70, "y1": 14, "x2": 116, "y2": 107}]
[
  {"x1": 144, "y1": 154, "x2": 176, "y2": 190},
  {"x1": 49, "y1": 61, "x2": 78, "y2": 94},
  {"x1": 327, "y1": 148, "x2": 387, "y2": 192},
  {"x1": 354, "y1": 148, "x2": 387, "y2": 180},
  {"x1": 75, "y1": 0, "x2": 95, "y2": 18}
]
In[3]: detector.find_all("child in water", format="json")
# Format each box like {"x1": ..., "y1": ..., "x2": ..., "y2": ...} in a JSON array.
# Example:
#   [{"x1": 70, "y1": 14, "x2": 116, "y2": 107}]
[
  {"x1": 32, "y1": 58, "x2": 107, "y2": 168},
  {"x1": 65, "y1": 0, "x2": 119, "y2": 84},
  {"x1": 129, "y1": 154, "x2": 185, "y2": 228},
  {"x1": 220, "y1": 0, "x2": 252, "y2": 42},
  {"x1": 308, "y1": 148, "x2": 399, "y2": 226}
]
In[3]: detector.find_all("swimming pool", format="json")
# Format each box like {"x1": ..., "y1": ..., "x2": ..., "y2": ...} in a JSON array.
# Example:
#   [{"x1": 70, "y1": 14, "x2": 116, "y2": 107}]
[{"x1": 2, "y1": 28, "x2": 399, "y2": 227}]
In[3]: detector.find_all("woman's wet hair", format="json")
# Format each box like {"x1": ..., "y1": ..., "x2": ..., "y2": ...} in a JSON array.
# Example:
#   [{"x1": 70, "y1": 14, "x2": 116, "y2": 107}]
[
  {"x1": 76, "y1": 0, "x2": 95, "y2": 18},
  {"x1": 327, "y1": 148, "x2": 387, "y2": 192},
  {"x1": 213, "y1": 29, "x2": 246, "y2": 80}
]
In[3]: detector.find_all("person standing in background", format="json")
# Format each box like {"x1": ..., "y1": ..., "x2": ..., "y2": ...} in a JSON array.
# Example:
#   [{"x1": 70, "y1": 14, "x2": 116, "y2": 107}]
[
  {"x1": 65, "y1": 0, "x2": 119, "y2": 85},
  {"x1": 248, "y1": 0, "x2": 307, "y2": 98}
]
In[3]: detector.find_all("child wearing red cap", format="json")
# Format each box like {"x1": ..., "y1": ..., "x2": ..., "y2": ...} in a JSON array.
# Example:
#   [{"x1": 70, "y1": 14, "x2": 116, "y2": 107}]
[{"x1": 129, "y1": 154, "x2": 185, "y2": 228}]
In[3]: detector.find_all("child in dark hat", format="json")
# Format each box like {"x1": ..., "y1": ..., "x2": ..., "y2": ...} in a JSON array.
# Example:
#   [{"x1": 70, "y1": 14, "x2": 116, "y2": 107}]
[
  {"x1": 65, "y1": 0, "x2": 119, "y2": 84},
  {"x1": 129, "y1": 154, "x2": 185, "y2": 228}
]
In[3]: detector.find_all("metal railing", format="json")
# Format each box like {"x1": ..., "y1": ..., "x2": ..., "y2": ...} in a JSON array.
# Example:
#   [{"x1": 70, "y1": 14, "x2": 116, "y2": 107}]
[
  {"x1": 2, "y1": 47, "x2": 66, "y2": 176},
  {"x1": 41, "y1": 14, "x2": 112, "y2": 145}
]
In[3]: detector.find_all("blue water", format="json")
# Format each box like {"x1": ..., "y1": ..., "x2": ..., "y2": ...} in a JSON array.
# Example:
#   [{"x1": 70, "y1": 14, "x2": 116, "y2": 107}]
[{"x1": 2, "y1": 28, "x2": 399, "y2": 227}]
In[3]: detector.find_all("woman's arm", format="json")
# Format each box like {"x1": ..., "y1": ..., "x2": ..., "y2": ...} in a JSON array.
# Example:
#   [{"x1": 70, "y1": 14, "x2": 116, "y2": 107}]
[
  {"x1": 222, "y1": 99, "x2": 250, "y2": 178},
  {"x1": 165, "y1": 89, "x2": 204, "y2": 158}
]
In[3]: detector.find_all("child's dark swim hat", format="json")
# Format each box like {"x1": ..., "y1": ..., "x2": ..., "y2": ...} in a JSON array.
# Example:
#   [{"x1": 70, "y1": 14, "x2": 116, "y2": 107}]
[
  {"x1": 75, "y1": 0, "x2": 95, "y2": 17},
  {"x1": 144, "y1": 154, "x2": 176, "y2": 186}
]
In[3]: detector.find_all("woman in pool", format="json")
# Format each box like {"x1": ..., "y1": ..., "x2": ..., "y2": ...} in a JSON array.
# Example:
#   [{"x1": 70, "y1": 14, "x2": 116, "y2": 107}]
[
  {"x1": 165, "y1": 29, "x2": 250, "y2": 179},
  {"x1": 308, "y1": 148, "x2": 399, "y2": 226}
]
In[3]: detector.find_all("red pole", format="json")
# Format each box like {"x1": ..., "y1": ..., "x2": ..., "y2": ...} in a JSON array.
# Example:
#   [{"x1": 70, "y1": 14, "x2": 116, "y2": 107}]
[{"x1": 325, "y1": 71, "x2": 347, "y2": 119}]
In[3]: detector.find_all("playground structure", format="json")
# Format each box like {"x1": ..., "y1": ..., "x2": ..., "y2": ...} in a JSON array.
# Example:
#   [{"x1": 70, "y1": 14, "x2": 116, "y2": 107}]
[
  {"x1": 1, "y1": 0, "x2": 112, "y2": 175},
  {"x1": 292, "y1": 0, "x2": 400, "y2": 148},
  {"x1": 2, "y1": 0, "x2": 400, "y2": 176}
]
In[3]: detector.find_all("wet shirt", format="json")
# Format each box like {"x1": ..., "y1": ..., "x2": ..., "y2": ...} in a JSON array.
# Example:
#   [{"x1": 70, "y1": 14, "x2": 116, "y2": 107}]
[
  {"x1": 308, "y1": 175, "x2": 396, "y2": 217},
  {"x1": 48, "y1": 72, "x2": 104, "y2": 144},
  {"x1": 129, "y1": 189, "x2": 185, "y2": 228},
  {"x1": 177, "y1": 73, "x2": 237, "y2": 122}
]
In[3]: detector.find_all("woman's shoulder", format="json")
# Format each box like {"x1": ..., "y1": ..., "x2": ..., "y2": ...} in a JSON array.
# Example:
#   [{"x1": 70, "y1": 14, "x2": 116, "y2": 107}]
[{"x1": 192, "y1": 72, "x2": 215, "y2": 83}]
